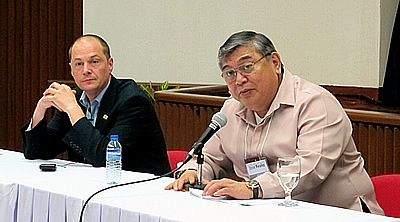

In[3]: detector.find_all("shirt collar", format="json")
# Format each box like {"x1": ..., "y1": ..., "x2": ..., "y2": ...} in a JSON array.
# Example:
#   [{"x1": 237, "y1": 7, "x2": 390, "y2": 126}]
[
  {"x1": 267, "y1": 68, "x2": 295, "y2": 113},
  {"x1": 254, "y1": 112, "x2": 265, "y2": 125}
]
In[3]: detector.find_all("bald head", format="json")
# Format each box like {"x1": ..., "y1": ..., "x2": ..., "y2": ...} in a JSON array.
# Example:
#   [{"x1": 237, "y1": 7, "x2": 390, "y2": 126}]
[{"x1": 68, "y1": 34, "x2": 111, "y2": 61}]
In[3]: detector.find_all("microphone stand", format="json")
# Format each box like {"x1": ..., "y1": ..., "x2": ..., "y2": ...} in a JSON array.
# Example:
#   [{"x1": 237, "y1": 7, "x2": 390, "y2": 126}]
[
  {"x1": 183, "y1": 142, "x2": 207, "y2": 190},
  {"x1": 192, "y1": 153, "x2": 206, "y2": 190}
]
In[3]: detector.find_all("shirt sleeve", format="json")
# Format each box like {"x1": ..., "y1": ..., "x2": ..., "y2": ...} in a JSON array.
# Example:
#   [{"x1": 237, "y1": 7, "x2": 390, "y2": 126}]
[
  {"x1": 293, "y1": 91, "x2": 352, "y2": 194},
  {"x1": 257, "y1": 91, "x2": 353, "y2": 198},
  {"x1": 25, "y1": 119, "x2": 33, "y2": 131}
]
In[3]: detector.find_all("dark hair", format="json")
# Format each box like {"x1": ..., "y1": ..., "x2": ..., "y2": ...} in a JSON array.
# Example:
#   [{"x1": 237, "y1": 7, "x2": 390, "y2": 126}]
[
  {"x1": 218, "y1": 31, "x2": 278, "y2": 70},
  {"x1": 68, "y1": 34, "x2": 111, "y2": 61}
]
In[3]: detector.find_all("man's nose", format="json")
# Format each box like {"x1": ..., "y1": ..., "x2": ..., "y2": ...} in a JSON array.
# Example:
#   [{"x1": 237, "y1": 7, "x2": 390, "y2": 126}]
[
  {"x1": 235, "y1": 71, "x2": 247, "y2": 85},
  {"x1": 82, "y1": 62, "x2": 91, "y2": 74}
]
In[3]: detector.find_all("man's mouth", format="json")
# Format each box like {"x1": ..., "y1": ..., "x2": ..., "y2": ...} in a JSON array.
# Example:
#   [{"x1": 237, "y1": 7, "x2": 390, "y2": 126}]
[{"x1": 239, "y1": 88, "x2": 252, "y2": 95}]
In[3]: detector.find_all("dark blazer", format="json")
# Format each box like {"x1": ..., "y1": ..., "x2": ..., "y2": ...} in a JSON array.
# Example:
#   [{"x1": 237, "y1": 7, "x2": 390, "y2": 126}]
[{"x1": 21, "y1": 76, "x2": 171, "y2": 175}]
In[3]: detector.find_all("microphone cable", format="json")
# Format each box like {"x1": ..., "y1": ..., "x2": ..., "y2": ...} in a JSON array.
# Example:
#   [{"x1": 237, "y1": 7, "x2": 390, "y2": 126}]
[
  {"x1": 78, "y1": 155, "x2": 193, "y2": 222},
  {"x1": 79, "y1": 112, "x2": 226, "y2": 221}
]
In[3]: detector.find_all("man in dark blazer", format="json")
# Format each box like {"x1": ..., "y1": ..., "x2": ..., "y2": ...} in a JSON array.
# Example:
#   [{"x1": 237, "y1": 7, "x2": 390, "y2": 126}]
[{"x1": 21, "y1": 34, "x2": 171, "y2": 175}]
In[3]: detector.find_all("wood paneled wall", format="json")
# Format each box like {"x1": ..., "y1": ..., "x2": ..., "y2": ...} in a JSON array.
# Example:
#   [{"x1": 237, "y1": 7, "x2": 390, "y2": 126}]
[
  {"x1": 0, "y1": 0, "x2": 83, "y2": 151},
  {"x1": 348, "y1": 109, "x2": 400, "y2": 176},
  {"x1": 352, "y1": 123, "x2": 400, "y2": 176},
  {"x1": 154, "y1": 102, "x2": 220, "y2": 150},
  {"x1": 154, "y1": 85, "x2": 227, "y2": 150}
]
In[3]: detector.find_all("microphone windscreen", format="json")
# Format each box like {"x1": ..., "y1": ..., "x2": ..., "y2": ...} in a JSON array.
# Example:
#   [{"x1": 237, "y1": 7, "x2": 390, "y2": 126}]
[{"x1": 212, "y1": 112, "x2": 227, "y2": 128}]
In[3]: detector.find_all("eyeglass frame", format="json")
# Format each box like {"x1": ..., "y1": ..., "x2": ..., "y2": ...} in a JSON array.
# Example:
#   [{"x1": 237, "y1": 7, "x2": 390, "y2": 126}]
[{"x1": 220, "y1": 52, "x2": 274, "y2": 83}]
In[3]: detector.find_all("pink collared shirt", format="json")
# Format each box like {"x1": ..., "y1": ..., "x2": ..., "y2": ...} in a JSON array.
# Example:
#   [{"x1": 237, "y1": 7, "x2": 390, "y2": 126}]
[{"x1": 185, "y1": 69, "x2": 384, "y2": 214}]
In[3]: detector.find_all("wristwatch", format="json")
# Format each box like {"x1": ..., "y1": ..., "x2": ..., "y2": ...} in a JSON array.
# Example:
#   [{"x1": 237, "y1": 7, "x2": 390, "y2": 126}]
[{"x1": 246, "y1": 180, "x2": 260, "y2": 199}]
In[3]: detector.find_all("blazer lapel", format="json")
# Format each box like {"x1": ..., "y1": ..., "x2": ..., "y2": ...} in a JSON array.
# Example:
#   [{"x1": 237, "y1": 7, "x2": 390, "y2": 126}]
[{"x1": 95, "y1": 75, "x2": 118, "y2": 131}]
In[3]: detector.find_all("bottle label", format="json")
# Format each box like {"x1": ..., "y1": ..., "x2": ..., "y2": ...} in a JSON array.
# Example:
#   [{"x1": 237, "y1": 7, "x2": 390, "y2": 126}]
[{"x1": 107, "y1": 149, "x2": 121, "y2": 161}]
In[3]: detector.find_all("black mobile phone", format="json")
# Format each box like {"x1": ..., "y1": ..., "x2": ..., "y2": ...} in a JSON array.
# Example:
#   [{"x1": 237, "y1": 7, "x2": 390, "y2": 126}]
[{"x1": 39, "y1": 163, "x2": 57, "y2": 171}]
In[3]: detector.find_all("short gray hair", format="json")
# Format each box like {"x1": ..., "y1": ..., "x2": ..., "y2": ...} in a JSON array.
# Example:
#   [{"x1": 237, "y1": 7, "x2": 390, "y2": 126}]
[{"x1": 218, "y1": 31, "x2": 277, "y2": 70}]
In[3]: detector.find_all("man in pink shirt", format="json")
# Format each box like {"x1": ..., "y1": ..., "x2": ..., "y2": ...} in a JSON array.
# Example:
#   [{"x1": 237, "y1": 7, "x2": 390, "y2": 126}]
[{"x1": 166, "y1": 31, "x2": 383, "y2": 214}]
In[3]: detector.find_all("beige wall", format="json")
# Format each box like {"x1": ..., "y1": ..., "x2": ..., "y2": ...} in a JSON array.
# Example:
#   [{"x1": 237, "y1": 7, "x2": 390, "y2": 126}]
[{"x1": 84, "y1": 0, "x2": 398, "y2": 88}]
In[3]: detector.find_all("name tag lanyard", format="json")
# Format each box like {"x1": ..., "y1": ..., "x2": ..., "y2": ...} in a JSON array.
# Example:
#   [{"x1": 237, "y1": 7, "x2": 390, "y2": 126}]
[{"x1": 244, "y1": 113, "x2": 274, "y2": 179}]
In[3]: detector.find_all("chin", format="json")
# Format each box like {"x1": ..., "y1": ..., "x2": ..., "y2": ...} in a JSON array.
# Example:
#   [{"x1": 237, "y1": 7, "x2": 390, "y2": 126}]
[
  {"x1": 240, "y1": 100, "x2": 257, "y2": 109},
  {"x1": 80, "y1": 82, "x2": 97, "y2": 89}
]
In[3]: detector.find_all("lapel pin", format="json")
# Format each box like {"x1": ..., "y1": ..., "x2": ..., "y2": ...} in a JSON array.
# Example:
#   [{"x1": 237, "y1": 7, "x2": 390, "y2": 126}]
[{"x1": 103, "y1": 114, "x2": 108, "y2": 120}]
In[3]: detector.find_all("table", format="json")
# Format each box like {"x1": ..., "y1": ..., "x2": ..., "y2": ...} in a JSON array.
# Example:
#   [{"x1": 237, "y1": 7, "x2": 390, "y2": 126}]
[{"x1": 0, "y1": 149, "x2": 397, "y2": 222}]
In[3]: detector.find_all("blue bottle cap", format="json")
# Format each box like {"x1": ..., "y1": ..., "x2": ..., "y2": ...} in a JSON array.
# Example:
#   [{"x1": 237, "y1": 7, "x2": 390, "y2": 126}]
[{"x1": 110, "y1": 135, "x2": 119, "y2": 140}]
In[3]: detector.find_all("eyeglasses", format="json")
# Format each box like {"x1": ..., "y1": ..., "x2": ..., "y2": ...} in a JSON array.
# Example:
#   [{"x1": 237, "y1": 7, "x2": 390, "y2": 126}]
[{"x1": 221, "y1": 53, "x2": 271, "y2": 83}]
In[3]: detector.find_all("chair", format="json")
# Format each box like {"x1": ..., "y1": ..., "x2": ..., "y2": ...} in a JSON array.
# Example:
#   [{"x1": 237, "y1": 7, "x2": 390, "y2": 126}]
[
  {"x1": 371, "y1": 174, "x2": 400, "y2": 218},
  {"x1": 167, "y1": 150, "x2": 189, "y2": 171}
]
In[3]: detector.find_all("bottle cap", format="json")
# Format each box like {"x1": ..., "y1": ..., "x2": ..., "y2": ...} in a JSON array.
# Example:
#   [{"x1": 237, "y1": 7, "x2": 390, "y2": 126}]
[{"x1": 110, "y1": 135, "x2": 119, "y2": 140}]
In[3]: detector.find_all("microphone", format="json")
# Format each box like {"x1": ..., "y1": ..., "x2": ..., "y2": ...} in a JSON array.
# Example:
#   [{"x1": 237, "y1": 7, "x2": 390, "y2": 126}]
[
  {"x1": 180, "y1": 112, "x2": 227, "y2": 191},
  {"x1": 184, "y1": 112, "x2": 227, "y2": 162}
]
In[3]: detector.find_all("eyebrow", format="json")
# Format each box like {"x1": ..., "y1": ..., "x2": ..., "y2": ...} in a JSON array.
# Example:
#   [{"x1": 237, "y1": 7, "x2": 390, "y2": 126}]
[
  {"x1": 222, "y1": 55, "x2": 253, "y2": 70},
  {"x1": 90, "y1": 55, "x2": 101, "y2": 59},
  {"x1": 72, "y1": 55, "x2": 101, "y2": 62}
]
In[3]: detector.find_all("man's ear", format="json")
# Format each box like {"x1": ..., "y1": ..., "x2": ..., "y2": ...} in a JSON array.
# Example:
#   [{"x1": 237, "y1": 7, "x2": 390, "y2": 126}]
[
  {"x1": 69, "y1": 63, "x2": 74, "y2": 77},
  {"x1": 108, "y1": 58, "x2": 114, "y2": 73},
  {"x1": 271, "y1": 52, "x2": 282, "y2": 75}
]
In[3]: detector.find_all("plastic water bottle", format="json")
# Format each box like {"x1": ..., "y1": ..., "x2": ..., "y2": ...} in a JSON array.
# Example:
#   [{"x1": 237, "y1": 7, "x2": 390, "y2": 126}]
[{"x1": 106, "y1": 135, "x2": 122, "y2": 184}]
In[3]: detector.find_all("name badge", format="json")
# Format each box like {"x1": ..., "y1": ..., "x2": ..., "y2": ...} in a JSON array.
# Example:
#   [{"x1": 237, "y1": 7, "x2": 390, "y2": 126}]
[{"x1": 245, "y1": 157, "x2": 270, "y2": 180}]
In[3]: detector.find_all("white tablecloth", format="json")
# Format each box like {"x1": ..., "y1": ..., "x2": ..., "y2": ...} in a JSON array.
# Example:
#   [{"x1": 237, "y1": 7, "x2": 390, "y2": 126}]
[{"x1": 0, "y1": 149, "x2": 397, "y2": 222}]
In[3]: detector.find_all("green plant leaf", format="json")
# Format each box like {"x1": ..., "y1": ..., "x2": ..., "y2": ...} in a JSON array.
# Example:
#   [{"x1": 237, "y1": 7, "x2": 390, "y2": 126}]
[
  {"x1": 140, "y1": 80, "x2": 179, "y2": 102},
  {"x1": 140, "y1": 83, "x2": 155, "y2": 101},
  {"x1": 160, "y1": 80, "x2": 169, "y2": 91}
]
